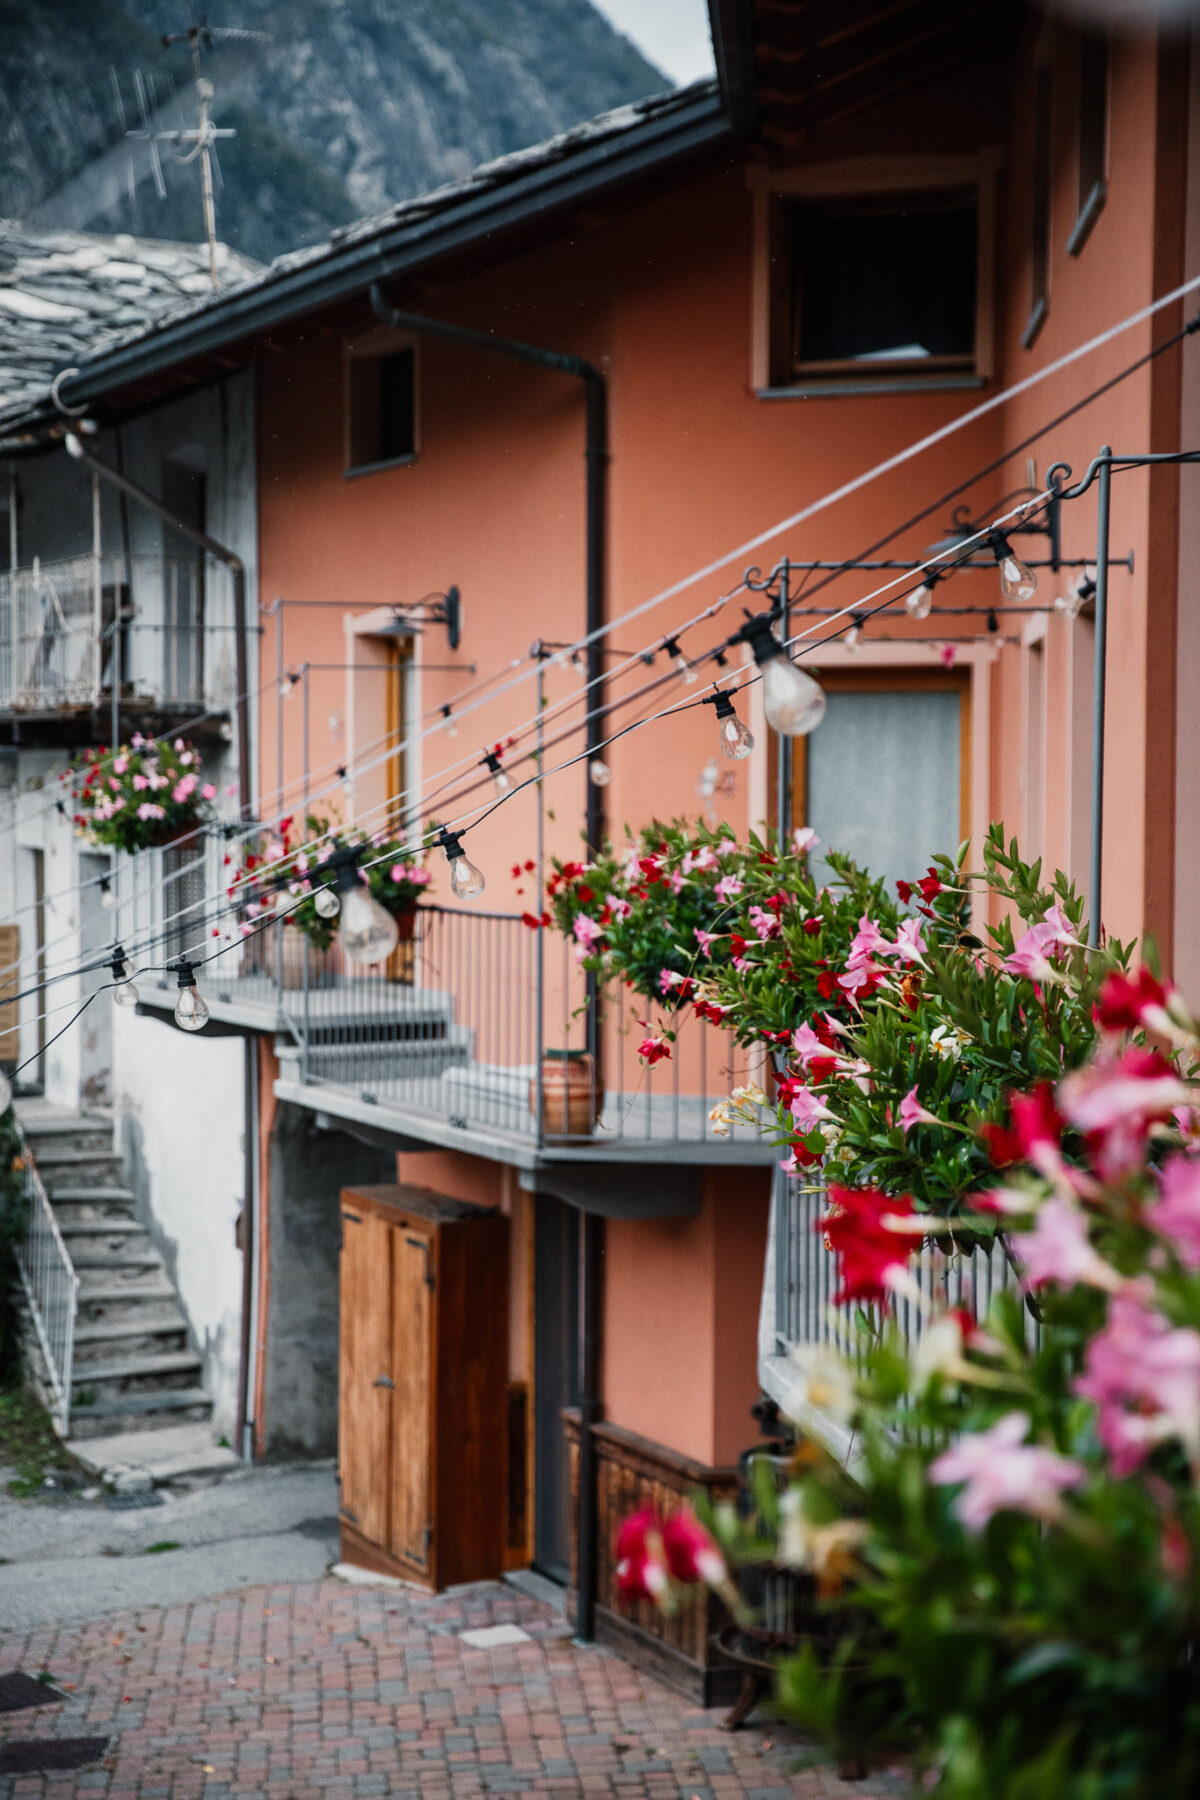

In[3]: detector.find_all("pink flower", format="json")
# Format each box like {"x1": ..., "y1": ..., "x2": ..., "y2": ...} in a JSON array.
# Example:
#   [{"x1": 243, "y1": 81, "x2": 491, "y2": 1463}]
[
  {"x1": 1003, "y1": 906, "x2": 1078, "y2": 980},
  {"x1": 657, "y1": 968, "x2": 684, "y2": 996},
  {"x1": 694, "y1": 927, "x2": 717, "y2": 956},
  {"x1": 714, "y1": 874, "x2": 743, "y2": 902},
  {"x1": 389, "y1": 863, "x2": 413, "y2": 882},
  {"x1": 136, "y1": 802, "x2": 166, "y2": 821},
  {"x1": 682, "y1": 845, "x2": 717, "y2": 874},
  {"x1": 792, "y1": 826, "x2": 818, "y2": 854},
  {"x1": 615, "y1": 1509, "x2": 670, "y2": 1603},
  {"x1": 201, "y1": 783, "x2": 217, "y2": 801},
  {"x1": 1075, "y1": 1293, "x2": 1200, "y2": 1476},
  {"x1": 132, "y1": 774, "x2": 149, "y2": 791},
  {"x1": 790, "y1": 1086, "x2": 834, "y2": 1130},
  {"x1": 940, "y1": 644, "x2": 958, "y2": 670},
  {"x1": 748, "y1": 905, "x2": 780, "y2": 942},
  {"x1": 112, "y1": 757, "x2": 127, "y2": 775},
  {"x1": 899, "y1": 1085, "x2": 940, "y2": 1136},
  {"x1": 174, "y1": 738, "x2": 184, "y2": 752},
  {"x1": 930, "y1": 1412, "x2": 1085, "y2": 1529},
  {"x1": 890, "y1": 917, "x2": 927, "y2": 966},
  {"x1": 108, "y1": 778, "x2": 120, "y2": 793},
  {"x1": 572, "y1": 914, "x2": 603, "y2": 950},
  {"x1": 1149, "y1": 1153, "x2": 1200, "y2": 1269},
  {"x1": 661, "y1": 1508, "x2": 727, "y2": 1586},
  {"x1": 609, "y1": 896, "x2": 632, "y2": 921},
  {"x1": 848, "y1": 912, "x2": 890, "y2": 963},
  {"x1": 838, "y1": 959, "x2": 885, "y2": 1000},
  {"x1": 1011, "y1": 1196, "x2": 1123, "y2": 1292},
  {"x1": 1059, "y1": 1047, "x2": 1189, "y2": 1182},
  {"x1": 792, "y1": 1021, "x2": 834, "y2": 1071},
  {"x1": 130, "y1": 732, "x2": 145, "y2": 748}
]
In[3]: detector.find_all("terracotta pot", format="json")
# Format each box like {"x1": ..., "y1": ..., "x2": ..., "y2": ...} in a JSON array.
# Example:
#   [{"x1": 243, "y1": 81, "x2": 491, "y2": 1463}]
[
  {"x1": 393, "y1": 907, "x2": 417, "y2": 942},
  {"x1": 533, "y1": 1049, "x2": 603, "y2": 1137}
]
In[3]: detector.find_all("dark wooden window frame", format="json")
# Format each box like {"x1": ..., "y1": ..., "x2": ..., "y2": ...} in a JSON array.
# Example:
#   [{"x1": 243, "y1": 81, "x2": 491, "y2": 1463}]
[
  {"x1": 1022, "y1": 61, "x2": 1055, "y2": 349},
  {"x1": 344, "y1": 330, "x2": 420, "y2": 479},
  {"x1": 1067, "y1": 33, "x2": 1108, "y2": 257}
]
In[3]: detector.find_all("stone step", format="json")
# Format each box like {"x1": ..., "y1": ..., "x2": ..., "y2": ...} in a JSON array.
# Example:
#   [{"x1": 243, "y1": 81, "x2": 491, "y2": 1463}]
[
  {"x1": 52, "y1": 1194, "x2": 138, "y2": 1225},
  {"x1": 74, "y1": 1318, "x2": 190, "y2": 1365},
  {"x1": 77, "y1": 1283, "x2": 180, "y2": 1326},
  {"x1": 71, "y1": 1349, "x2": 203, "y2": 1400},
  {"x1": 71, "y1": 1248, "x2": 163, "y2": 1273},
  {"x1": 17, "y1": 1112, "x2": 113, "y2": 1156},
  {"x1": 37, "y1": 1148, "x2": 127, "y2": 1189},
  {"x1": 57, "y1": 1221, "x2": 152, "y2": 1263},
  {"x1": 68, "y1": 1388, "x2": 213, "y2": 1440},
  {"x1": 67, "y1": 1421, "x2": 240, "y2": 1485},
  {"x1": 58, "y1": 1217, "x2": 145, "y2": 1238}
]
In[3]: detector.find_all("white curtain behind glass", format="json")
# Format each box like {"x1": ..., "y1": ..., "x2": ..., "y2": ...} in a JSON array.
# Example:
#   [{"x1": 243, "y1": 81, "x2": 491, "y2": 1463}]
[{"x1": 806, "y1": 688, "x2": 961, "y2": 895}]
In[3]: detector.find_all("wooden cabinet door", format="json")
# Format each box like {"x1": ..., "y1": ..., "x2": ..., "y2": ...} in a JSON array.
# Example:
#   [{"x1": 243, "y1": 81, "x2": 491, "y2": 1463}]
[
  {"x1": 389, "y1": 1226, "x2": 433, "y2": 1572},
  {"x1": 338, "y1": 1206, "x2": 394, "y2": 1548}
]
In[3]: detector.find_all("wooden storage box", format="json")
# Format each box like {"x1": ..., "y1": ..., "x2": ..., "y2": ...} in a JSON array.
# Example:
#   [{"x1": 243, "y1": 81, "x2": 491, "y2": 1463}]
[{"x1": 339, "y1": 1183, "x2": 509, "y2": 1589}]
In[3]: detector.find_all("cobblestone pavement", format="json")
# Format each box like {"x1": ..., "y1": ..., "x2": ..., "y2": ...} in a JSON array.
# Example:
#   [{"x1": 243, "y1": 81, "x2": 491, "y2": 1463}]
[{"x1": 0, "y1": 1577, "x2": 900, "y2": 1799}]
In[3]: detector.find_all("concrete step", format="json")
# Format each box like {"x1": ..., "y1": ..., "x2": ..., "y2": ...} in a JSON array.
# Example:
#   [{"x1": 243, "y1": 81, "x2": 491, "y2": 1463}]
[
  {"x1": 68, "y1": 1387, "x2": 213, "y2": 1440},
  {"x1": 17, "y1": 1111, "x2": 113, "y2": 1156},
  {"x1": 51, "y1": 1185, "x2": 137, "y2": 1215},
  {"x1": 37, "y1": 1148, "x2": 127, "y2": 1189},
  {"x1": 71, "y1": 1248, "x2": 163, "y2": 1273},
  {"x1": 57, "y1": 1221, "x2": 152, "y2": 1263},
  {"x1": 77, "y1": 1284, "x2": 183, "y2": 1327},
  {"x1": 74, "y1": 1318, "x2": 190, "y2": 1365},
  {"x1": 67, "y1": 1421, "x2": 240, "y2": 1485},
  {"x1": 72, "y1": 1349, "x2": 203, "y2": 1401}
]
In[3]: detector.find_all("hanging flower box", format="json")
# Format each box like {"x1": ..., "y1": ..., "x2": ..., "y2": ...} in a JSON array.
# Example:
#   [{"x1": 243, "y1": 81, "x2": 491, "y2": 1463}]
[{"x1": 67, "y1": 735, "x2": 218, "y2": 854}]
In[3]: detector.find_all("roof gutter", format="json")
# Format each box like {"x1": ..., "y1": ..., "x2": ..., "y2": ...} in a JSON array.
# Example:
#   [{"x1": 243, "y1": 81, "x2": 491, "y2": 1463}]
[{"x1": 2, "y1": 91, "x2": 730, "y2": 437}]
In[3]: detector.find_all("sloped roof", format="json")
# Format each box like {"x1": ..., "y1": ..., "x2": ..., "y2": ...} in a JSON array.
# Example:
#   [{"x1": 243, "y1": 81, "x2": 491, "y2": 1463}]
[
  {"x1": 0, "y1": 79, "x2": 726, "y2": 435},
  {"x1": 0, "y1": 224, "x2": 261, "y2": 413}
]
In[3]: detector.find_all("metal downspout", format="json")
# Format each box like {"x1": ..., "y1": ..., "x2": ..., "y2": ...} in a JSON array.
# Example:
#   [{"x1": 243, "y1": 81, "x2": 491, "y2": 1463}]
[
  {"x1": 64, "y1": 435, "x2": 253, "y2": 820},
  {"x1": 368, "y1": 284, "x2": 607, "y2": 1636}
]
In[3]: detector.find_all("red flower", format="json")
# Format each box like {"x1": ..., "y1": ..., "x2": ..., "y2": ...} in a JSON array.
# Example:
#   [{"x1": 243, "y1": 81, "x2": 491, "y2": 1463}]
[
  {"x1": 788, "y1": 1139, "x2": 822, "y2": 1168},
  {"x1": 757, "y1": 852, "x2": 776, "y2": 866},
  {"x1": 896, "y1": 879, "x2": 913, "y2": 904},
  {"x1": 918, "y1": 869, "x2": 943, "y2": 901},
  {"x1": 577, "y1": 886, "x2": 594, "y2": 904},
  {"x1": 615, "y1": 1508, "x2": 669, "y2": 1604},
  {"x1": 638, "y1": 1027, "x2": 672, "y2": 1064},
  {"x1": 820, "y1": 1184, "x2": 915, "y2": 1305},
  {"x1": 816, "y1": 970, "x2": 842, "y2": 1001},
  {"x1": 638, "y1": 856, "x2": 663, "y2": 884},
  {"x1": 981, "y1": 1081, "x2": 1064, "y2": 1168},
  {"x1": 1094, "y1": 965, "x2": 1175, "y2": 1035},
  {"x1": 730, "y1": 933, "x2": 748, "y2": 958},
  {"x1": 511, "y1": 864, "x2": 523, "y2": 879},
  {"x1": 523, "y1": 859, "x2": 535, "y2": 873},
  {"x1": 803, "y1": 917, "x2": 822, "y2": 935},
  {"x1": 661, "y1": 1508, "x2": 726, "y2": 1586},
  {"x1": 520, "y1": 912, "x2": 545, "y2": 930}
]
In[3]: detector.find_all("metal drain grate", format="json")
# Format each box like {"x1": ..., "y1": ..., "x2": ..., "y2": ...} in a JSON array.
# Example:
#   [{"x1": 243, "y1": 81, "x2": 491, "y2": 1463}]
[
  {"x1": 0, "y1": 1672, "x2": 65, "y2": 1713},
  {"x1": 0, "y1": 1737, "x2": 109, "y2": 1773}
]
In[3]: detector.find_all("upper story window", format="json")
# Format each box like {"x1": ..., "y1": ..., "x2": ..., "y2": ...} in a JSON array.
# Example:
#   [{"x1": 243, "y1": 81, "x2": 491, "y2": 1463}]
[
  {"x1": 785, "y1": 192, "x2": 978, "y2": 381},
  {"x1": 750, "y1": 153, "x2": 999, "y2": 397},
  {"x1": 346, "y1": 339, "x2": 417, "y2": 476}
]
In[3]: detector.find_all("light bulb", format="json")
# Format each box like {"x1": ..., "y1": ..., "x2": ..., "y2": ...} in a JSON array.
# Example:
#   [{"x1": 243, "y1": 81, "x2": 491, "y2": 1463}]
[
  {"x1": 708, "y1": 690, "x2": 754, "y2": 760},
  {"x1": 761, "y1": 655, "x2": 826, "y2": 736},
  {"x1": 450, "y1": 854, "x2": 486, "y2": 900},
  {"x1": 110, "y1": 950, "x2": 139, "y2": 1008},
  {"x1": 740, "y1": 613, "x2": 826, "y2": 737},
  {"x1": 0, "y1": 1071, "x2": 12, "y2": 1114},
  {"x1": 719, "y1": 712, "x2": 754, "y2": 760},
  {"x1": 589, "y1": 759, "x2": 611, "y2": 787},
  {"x1": 174, "y1": 981, "x2": 209, "y2": 1032},
  {"x1": 906, "y1": 582, "x2": 935, "y2": 620},
  {"x1": 313, "y1": 885, "x2": 341, "y2": 918},
  {"x1": 844, "y1": 620, "x2": 861, "y2": 652},
  {"x1": 1055, "y1": 569, "x2": 1095, "y2": 619},
  {"x1": 483, "y1": 753, "x2": 511, "y2": 797},
  {"x1": 989, "y1": 533, "x2": 1038, "y2": 602},
  {"x1": 100, "y1": 878, "x2": 117, "y2": 912},
  {"x1": 338, "y1": 884, "x2": 400, "y2": 965},
  {"x1": 113, "y1": 976, "x2": 140, "y2": 1008},
  {"x1": 679, "y1": 660, "x2": 698, "y2": 685}
]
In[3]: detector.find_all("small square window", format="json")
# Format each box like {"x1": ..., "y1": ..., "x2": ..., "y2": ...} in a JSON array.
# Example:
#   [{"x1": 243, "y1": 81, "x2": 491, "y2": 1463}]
[
  {"x1": 346, "y1": 345, "x2": 416, "y2": 473},
  {"x1": 781, "y1": 192, "x2": 978, "y2": 383}
]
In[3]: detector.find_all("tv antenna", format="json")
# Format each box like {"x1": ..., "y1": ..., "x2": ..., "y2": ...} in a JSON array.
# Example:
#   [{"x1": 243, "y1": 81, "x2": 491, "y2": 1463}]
[{"x1": 123, "y1": 17, "x2": 268, "y2": 290}]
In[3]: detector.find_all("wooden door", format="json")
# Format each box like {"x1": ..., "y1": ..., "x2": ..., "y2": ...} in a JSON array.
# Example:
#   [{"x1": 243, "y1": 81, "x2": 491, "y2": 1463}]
[
  {"x1": 338, "y1": 1205, "x2": 393, "y2": 1547},
  {"x1": 389, "y1": 1224, "x2": 433, "y2": 1572}
]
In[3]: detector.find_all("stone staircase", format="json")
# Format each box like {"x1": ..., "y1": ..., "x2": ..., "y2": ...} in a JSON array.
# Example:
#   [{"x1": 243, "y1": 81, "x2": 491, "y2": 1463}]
[{"x1": 20, "y1": 1107, "x2": 213, "y2": 1441}]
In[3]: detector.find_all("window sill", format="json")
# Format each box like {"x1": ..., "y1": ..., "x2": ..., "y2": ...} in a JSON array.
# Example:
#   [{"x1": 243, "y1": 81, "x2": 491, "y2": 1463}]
[
  {"x1": 757, "y1": 374, "x2": 987, "y2": 400},
  {"x1": 342, "y1": 452, "x2": 418, "y2": 481}
]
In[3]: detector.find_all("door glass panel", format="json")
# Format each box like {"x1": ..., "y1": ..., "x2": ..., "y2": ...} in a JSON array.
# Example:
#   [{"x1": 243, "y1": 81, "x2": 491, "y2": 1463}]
[{"x1": 806, "y1": 686, "x2": 961, "y2": 893}]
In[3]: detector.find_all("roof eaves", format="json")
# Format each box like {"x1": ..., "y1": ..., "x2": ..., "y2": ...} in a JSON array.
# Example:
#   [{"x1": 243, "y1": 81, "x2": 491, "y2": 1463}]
[{"x1": 5, "y1": 84, "x2": 732, "y2": 436}]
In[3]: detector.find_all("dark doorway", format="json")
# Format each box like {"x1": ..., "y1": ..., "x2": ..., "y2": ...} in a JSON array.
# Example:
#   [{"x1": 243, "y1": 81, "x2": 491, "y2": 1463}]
[{"x1": 533, "y1": 1193, "x2": 578, "y2": 1583}]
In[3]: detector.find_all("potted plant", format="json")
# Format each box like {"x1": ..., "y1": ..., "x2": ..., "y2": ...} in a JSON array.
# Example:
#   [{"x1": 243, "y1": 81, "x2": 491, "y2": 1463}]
[{"x1": 67, "y1": 734, "x2": 217, "y2": 853}]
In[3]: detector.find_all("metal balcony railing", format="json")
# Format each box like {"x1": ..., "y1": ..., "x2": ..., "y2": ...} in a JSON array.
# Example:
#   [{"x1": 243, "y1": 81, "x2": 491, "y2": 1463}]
[
  {"x1": 0, "y1": 552, "x2": 211, "y2": 713},
  {"x1": 120, "y1": 832, "x2": 765, "y2": 1155}
]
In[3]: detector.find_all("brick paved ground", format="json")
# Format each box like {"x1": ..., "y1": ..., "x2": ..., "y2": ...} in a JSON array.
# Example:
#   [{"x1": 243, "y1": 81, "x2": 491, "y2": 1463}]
[{"x1": 0, "y1": 1578, "x2": 901, "y2": 1799}]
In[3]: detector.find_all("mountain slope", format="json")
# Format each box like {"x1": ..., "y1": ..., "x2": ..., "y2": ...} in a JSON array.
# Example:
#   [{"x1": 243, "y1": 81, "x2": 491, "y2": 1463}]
[{"x1": 0, "y1": 0, "x2": 668, "y2": 263}]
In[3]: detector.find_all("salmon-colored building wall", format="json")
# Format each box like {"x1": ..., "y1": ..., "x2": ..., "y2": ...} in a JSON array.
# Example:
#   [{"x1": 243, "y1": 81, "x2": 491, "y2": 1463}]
[{"x1": 253, "y1": 21, "x2": 1199, "y2": 1467}]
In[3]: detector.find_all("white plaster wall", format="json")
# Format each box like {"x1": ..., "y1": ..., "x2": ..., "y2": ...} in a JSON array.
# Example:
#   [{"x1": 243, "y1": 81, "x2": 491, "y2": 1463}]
[
  {"x1": 112, "y1": 1007, "x2": 247, "y2": 1437},
  {"x1": 8, "y1": 751, "x2": 87, "y2": 1107}
]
